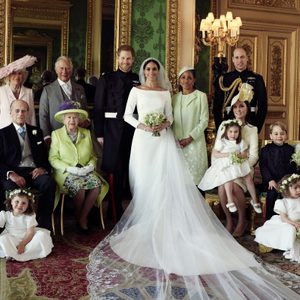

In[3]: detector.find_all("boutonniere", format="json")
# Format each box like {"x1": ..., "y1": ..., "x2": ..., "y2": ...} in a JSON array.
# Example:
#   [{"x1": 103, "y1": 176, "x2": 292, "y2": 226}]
[{"x1": 32, "y1": 130, "x2": 37, "y2": 135}]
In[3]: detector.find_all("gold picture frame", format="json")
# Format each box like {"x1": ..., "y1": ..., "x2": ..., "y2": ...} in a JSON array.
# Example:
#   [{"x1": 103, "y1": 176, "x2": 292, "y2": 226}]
[
  {"x1": 13, "y1": 30, "x2": 53, "y2": 71},
  {"x1": 0, "y1": 0, "x2": 70, "y2": 66}
]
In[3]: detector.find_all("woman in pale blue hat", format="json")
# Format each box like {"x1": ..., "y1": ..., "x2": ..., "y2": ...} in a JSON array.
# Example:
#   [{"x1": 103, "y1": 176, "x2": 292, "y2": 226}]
[{"x1": 172, "y1": 66, "x2": 209, "y2": 189}]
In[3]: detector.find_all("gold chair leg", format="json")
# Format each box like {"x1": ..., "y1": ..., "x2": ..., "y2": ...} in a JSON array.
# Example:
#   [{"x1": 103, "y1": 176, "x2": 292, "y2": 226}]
[
  {"x1": 51, "y1": 213, "x2": 56, "y2": 235},
  {"x1": 60, "y1": 194, "x2": 65, "y2": 236},
  {"x1": 250, "y1": 208, "x2": 256, "y2": 235},
  {"x1": 100, "y1": 203, "x2": 105, "y2": 230}
]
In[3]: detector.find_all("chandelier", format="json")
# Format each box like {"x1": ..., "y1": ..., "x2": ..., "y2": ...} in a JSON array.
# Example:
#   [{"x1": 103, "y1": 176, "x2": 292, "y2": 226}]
[{"x1": 200, "y1": 12, "x2": 242, "y2": 58}]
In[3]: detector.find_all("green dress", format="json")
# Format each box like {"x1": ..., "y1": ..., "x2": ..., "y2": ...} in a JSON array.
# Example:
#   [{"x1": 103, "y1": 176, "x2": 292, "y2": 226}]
[{"x1": 172, "y1": 90, "x2": 209, "y2": 184}]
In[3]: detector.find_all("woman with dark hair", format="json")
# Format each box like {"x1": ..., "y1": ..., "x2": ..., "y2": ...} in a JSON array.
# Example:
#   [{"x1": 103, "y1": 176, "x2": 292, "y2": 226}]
[
  {"x1": 172, "y1": 66, "x2": 208, "y2": 185},
  {"x1": 217, "y1": 83, "x2": 260, "y2": 237}
]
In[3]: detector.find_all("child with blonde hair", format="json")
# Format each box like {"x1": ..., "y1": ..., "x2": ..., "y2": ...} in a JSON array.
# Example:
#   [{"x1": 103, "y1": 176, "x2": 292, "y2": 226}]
[
  {"x1": 0, "y1": 189, "x2": 53, "y2": 261},
  {"x1": 260, "y1": 121, "x2": 297, "y2": 220},
  {"x1": 255, "y1": 174, "x2": 300, "y2": 262}
]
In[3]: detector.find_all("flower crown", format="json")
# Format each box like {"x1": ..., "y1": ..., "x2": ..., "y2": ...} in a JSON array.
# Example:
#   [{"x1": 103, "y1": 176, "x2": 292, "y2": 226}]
[
  {"x1": 8, "y1": 188, "x2": 35, "y2": 202},
  {"x1": 279, "y1": 174, "x2": 300, "y2": 193},
  {"x1": 221, "y1": 119, "x2": 242, "y2": 130}
]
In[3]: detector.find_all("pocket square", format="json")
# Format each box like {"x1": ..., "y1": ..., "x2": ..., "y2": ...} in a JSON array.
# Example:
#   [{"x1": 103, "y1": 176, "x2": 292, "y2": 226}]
[{"x1": 37, "y1": 141, "x2": 42, "y2": 145}]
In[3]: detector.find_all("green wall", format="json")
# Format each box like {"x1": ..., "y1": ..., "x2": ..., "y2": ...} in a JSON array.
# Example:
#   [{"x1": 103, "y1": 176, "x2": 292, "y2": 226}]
[
  {"x1": 131, "y1": 0, "x2": 166, "y2": 73},
  {"x1": 69, "y1": 0, "x2": 87, "y2": 72},
  {"x1": 195, "y1": 0, "x2": 211, "y2": 94},
  {"x1": 130, "y1": 0, "x2": 211, "y2": 93}
]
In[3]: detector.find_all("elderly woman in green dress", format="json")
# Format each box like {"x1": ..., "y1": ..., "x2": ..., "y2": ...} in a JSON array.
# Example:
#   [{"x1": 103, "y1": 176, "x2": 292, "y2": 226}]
[
  {"x1": 49, "y1": 101, "x2": 108, "y2": 232},
  {"x1": 172, "y1": 66, "x2": 209, "y2": 189}
]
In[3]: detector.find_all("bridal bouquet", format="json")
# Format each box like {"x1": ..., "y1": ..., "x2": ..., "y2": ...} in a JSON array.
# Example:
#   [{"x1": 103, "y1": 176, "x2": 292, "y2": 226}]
[
  {"x1": 230, "y1": 152, "x2": 246, "y2": 165},
  {"x1": 144, "y1": 112, "x2": 166, "y2": 136}
]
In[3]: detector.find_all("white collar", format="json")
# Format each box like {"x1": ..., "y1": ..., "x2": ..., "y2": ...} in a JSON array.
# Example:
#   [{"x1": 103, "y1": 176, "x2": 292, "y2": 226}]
[
  {"x1": 13, "y1": 122, "x2": 26, "y2": 131},
  {"x1": 58, "y1": 78, "x2": 71, "y2": 87}
]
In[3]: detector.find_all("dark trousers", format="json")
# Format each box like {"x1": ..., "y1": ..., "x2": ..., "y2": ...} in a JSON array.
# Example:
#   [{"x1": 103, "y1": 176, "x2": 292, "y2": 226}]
[
  {"x1": 1, "y1": 167, "x2": 56, "y2": 230},
  {"x1": 107, "y1": 155, "x2": 130, "y2": 221},
  {"x1": 266, "y1": 188, "x2": 279, "y2": 220}
]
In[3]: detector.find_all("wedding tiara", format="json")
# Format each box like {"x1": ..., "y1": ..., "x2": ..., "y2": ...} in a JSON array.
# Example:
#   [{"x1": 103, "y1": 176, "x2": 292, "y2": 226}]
[{"x1": 279, "y1": 174, "x2": 300, "y2": 193}]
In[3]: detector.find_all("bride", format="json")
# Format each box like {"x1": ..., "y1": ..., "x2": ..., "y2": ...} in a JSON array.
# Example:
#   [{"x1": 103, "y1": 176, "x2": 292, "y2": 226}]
[{"x1": 87, "y1": 58, "x2": 299, "y2": 299}]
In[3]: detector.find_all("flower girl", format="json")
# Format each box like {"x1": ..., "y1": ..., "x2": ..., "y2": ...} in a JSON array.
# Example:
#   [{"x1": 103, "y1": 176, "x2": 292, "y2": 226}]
[
  {"x1": 199, "y1": 119, "x2": 262, "y2": 213},
  {"x1": 255, "y1": 174, "x2": 300, "y2": 262},
  {"x1": 0, "y1": 189, "x2": 53, "y2": 261}
]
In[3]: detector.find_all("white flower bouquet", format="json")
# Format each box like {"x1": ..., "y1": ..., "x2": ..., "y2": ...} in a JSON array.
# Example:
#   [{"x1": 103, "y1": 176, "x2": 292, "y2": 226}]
[
  {"x1": 291, "y1": 151, "x2": 300, "y2": 166},
  {"x1": 144, "y1": 112, "x2": 166, "y2": 136},
  {"x1": 230, "y1": 152, "x2": 246, "y2": 165}
]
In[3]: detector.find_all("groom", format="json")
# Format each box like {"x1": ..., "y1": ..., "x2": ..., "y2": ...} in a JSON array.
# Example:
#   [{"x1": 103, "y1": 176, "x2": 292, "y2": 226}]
[{"x1": 93, "y1": 45, "x2": 139, "y2": 221}]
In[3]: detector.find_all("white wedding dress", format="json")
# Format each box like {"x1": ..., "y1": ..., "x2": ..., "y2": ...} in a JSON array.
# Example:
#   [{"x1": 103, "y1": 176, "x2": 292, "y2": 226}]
[{"x1": 87, "y1": 87, "x2": 299, "y2": 299}]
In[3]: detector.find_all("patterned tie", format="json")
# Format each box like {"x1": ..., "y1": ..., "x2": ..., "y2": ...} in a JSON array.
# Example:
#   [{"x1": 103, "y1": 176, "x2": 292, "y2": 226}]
[
  {"x1": 18, "y1": 126, "x2": 26, "y2": 139},
  {"x1": 63, "y1": 83, "x2": 72, "y2": 99}
]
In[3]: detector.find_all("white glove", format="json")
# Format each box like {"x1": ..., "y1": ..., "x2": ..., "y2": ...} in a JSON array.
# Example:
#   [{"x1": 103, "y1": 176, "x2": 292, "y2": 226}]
[
  {"x1": 66, "y1": 166, "x2": 80, "y2": 175},
  {"x1": 77, "y1": 168, "x2": 88, "y2": 177},
  {"x1": 76, "y1": 165, "x2": 94, "y2": 177},
  {"x1": 82, "y1": 164, "x2": 94, "y2": 174}
]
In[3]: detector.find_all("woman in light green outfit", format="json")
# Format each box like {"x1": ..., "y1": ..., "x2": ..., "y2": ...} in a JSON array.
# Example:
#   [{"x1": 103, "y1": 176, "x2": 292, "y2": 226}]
[
  {"x1": 49, "y1": 101, "x2": 108, "y2": 232},
  {"x1": 172, "y1": 67, "x2": 209, "y2": 187}
]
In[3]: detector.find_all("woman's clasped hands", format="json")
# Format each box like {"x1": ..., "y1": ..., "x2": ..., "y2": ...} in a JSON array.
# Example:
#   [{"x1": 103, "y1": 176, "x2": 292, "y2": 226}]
[
  {"x1": 151, "y1": 120, "x2": 170, "y2": 133},
  {"x1": 66, "y1": 165, "x2": 94, "y2": 177}
]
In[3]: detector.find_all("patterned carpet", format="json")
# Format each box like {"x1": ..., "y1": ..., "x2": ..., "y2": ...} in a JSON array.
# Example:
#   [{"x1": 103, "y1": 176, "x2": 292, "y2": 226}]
[{"x1": 1, "y1": 218, "x2": 300, "y2": 299}]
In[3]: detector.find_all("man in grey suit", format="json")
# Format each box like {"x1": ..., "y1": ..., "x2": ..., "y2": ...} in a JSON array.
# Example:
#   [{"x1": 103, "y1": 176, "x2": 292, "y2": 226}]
[{"x1": 39, "y1": 56, "x2": 89, "y2": 147}]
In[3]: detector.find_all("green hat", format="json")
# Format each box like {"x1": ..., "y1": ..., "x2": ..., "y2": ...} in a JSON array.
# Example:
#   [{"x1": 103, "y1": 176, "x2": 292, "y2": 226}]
[{"x1": 54, "y1": 101, "x2": 88, "y2": 123}]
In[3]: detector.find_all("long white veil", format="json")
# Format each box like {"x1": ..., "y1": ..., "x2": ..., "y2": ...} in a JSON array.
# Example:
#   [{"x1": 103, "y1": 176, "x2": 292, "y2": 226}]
[
  {"x1": 87, "y1": 59, "x2": 299, "y2": 299},
  {"x1": 87, "y1": 131, "x2": 299, "y2": 299}
]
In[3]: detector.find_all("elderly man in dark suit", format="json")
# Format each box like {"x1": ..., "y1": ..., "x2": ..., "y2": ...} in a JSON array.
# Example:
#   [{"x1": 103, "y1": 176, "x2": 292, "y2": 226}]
[
  {"x1": 0, "y1": 100, "x2": 55, "y2": 230},
  {"x1": 94, "y1": 45, "x2": 139, "y2": 220},
  {"x1": 39, "y1": 56, "x2": 89, "y2": 147}
]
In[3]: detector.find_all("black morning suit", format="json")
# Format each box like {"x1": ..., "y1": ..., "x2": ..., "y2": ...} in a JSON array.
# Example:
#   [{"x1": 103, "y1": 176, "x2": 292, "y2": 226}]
[
  {"x1": 213, "y1": 68, "x2": 268, "y2": 133},
  {"x1": 94, "y1": 69, "x2": 139, "y2": 219},
  {"x1": 76, "y1": 79, "x2": 96, "y2": 104},
  {"x1": 0, "y1": 123, "x2": 55, "y2": 229},
  {"x1": 260, "y1": 142, "x2": 297, "y2": 220}
]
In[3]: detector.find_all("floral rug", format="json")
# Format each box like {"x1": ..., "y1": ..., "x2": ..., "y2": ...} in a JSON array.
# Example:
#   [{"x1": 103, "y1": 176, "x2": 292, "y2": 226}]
[
  {"x1": 1, "y1": 225, "x2": 109, "y2": 300},
  {"x1": 0, "y1": 225, "x2": 299, "y2": 299}
]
